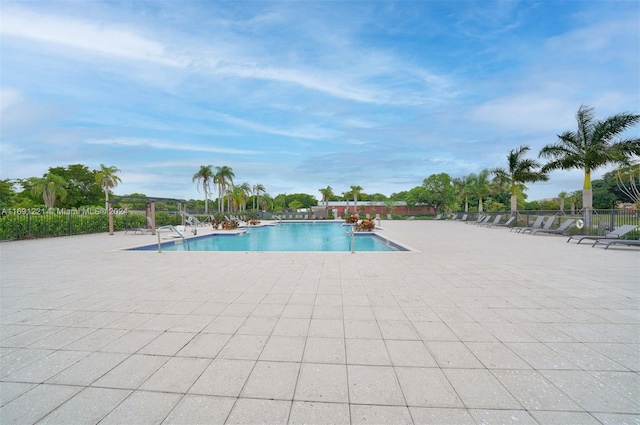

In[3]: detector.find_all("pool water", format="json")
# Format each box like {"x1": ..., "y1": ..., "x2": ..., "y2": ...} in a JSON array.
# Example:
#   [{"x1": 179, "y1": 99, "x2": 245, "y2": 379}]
[{"x1": 138, "y1": 222, "x2": 406, "y2": 252}]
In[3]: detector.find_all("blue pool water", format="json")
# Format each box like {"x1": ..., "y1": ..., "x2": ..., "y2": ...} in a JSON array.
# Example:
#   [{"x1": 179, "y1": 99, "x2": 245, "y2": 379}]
[{"x1": 133, "y1": 222, "x2": 406, "y2": 252}]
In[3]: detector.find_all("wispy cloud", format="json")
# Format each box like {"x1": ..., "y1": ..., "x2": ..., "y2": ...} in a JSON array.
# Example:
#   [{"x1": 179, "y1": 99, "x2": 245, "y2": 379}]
[
  {"x1": 0, "y1": 7, "x2": 184, "y2": 67},
  {"x1": 85, "y1": 138, "x2": 262, "y2": 155}
]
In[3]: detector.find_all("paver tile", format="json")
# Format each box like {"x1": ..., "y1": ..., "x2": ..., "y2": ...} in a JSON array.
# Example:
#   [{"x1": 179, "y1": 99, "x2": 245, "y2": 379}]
[
  {"x1": 177, "y1": 333, "x2": 231, "y2": 358},
  {"x1": 294, "y1": 363, "x2": 349, "y2": 403},
  {"x1": 346, "y1": 339, "x2": 391, "y2": 365},
  {"x1": 444, "y1": 369, "x2": 522, "y2": 410},
  {"x1": 240, "y1": 361, "x2": 299, "y2": 400},
  {"x1": 189, "y1": 358, "x2": 255, "y2": 396},
  {"x1": 350, "y1": 405, "x2": 413, "y2": 425},
  {"x1": 409, "y1": 407, "x2": 475, "y2": 424},
  {"x1": 289, "y1": 401, "x2": 350, "y2": 425},
  {"x1": 37, "y1": 387, "x2": 130, "y2": 424},
  {"x1": 225, "y1": 398, "x2": 291, "y2": 424},
  {"x1": 303, "y1": 337, "x2": 346, "y2": 364},
  {"x1": 396, "y1": 367, "x2": 463, "y2": 408},
  {"x1": 0, "y1": 384, "x2": 81, "y2": 425},
  {"x1": 139, "y1": 356, "x2": 210, "y2": 393},
  {"x1": 162, "y1": 394, "x2": 235, "y2": 425},
  {"x1": 259, "y1": 335, "x2": 306, "y2": 362},
  {"x1": 385, "y1": 340, "x2": 437, "y2": 367},
  {"x1": 347, "y1": 365, "x2": 404, "y2": 406},
  {"x1": 98, "y1": 390, "x2": 181, "y2": 425},
  {"x1": 92, "y1": 354, "x2": 169, "y2": 389}
]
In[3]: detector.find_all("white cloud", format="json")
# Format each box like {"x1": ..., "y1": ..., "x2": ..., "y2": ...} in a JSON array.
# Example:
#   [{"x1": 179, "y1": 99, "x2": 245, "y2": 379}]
[
  {"x1": 0, "y1": 7, "x2": 184, "y2": 66},
  {"x1": 84, "y1": 138, "x2": 262, "y2": 155}
]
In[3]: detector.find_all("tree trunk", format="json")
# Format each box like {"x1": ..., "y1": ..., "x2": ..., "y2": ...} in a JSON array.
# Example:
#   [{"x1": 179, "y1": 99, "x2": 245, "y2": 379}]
[{"x1": 510, "y1": 194, "x2": 517, "y2": 214}]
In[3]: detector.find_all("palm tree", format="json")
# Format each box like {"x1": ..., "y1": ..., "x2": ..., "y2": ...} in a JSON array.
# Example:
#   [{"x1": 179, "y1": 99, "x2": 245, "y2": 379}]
[
  {"x1": 454, "y1": 175, "x2": 476, "y2": 212},
  {"x1": 568, "y1": 190, "x2": 582, "y2": 214},
  {"x1": 192, "y1": 165, "x2": 214, "y2": 213},
  {"x1": 319, "y1": 186, "x2": 334, "y2": 208},
  {"x1": 30, "y1": 173, "x2": 67, "y2": 208},
  {"x1": 557, "y1": 191, "x2": 569, "y2": 212},
  {"x1": 470, "y1": 169, "x2": 491, "y2": 213},
  {"x1": 214, "y1": 166, "x2": 235, "y2": 213},
  {"x1": 539, "y1": 105, "x2": 640, "y2": 223},
  {"x1": 236, "y1": 183, "x2": 251, "y2": 211},
  {"x1": 350, "y1": 185, "x2": 363, "y2": 214},
  {"x1": 342, "y1": 191, "x2": 352, "y2": 215},
  {"x1": 96, "y1": 164, "x2": 122, "y2": 210},
  {"x1": 492, "y1": 145, "x2": 548, "y2": 214}
]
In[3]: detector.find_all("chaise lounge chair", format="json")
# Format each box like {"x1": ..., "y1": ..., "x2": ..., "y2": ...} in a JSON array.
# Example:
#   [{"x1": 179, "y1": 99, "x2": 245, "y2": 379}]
[
  {"x1": 474, "y1": 215, "x2": 493, "y2": 226},
  {"x1": 591, "y1": 238, "x2": 640, "y2": 249},
  {"x1": 125, "y1": 224, "x2": 152, "y2": 234},
  {"x1": 488, "y1": 216, "x2": 516, "y2": 228},
  {"x1": 567, "y1": 225, "x2": 638, "y2": 244},
  {"x1": 519, "y1": 216, "x2": 554, "y2": 234},
  {"x1": 479, "y1": 215, "x2": 502, "y2": 227},
  {"x1": 531, "y1": 218, "x2": 575, "y2": 236}
]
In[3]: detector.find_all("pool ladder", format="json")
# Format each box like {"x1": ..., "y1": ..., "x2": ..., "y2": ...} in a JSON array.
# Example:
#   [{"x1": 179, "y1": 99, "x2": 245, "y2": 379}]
[{"x1": 157, "y1": 225, "x2": 190, "y2": 253}]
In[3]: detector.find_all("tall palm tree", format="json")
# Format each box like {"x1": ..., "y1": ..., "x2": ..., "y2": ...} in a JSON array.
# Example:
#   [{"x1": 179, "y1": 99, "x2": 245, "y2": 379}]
[
  {"x1": 30, "y1": 173, "x2": 67, "y2": 208},
  {"x1": 539, "y1": 105, "x2": 640, "y2": 221},
  {"x1": 492, "y1": 145, "x2": 548, "y2": 214},
  {"x1": 470, "y1": 169, "x2": 491, "y2": 213},
  {"x1": 214, "y1": 166, "x2": 235, "y2": 213},
  {"x1": 454, "y1": 174, "x2": 476, "y2": 212},
  {"x1": 342, "y1": 191, "x2": 352, "y2": 215},
  {"x1": 254, "y1": 183, "x2": 266, "y2": 212},
  {"x1": 557, "y1": 191, "x2": 569, "y2": 212},
  {"x1": 96, "y1": 164, "x2": 122, "y2": 210},
  {"x1": 192, "y1": 165, "x2": 214, "y2": 213},
  {"x1": 350, "y1": 185, "x2": 363, "y2": 213},
  {"x1": 236, "y1": 183, "x2": 251, "y2": 211},
  {"x1": 319, "y1": 186, "x2": 333, "y2": 208}
]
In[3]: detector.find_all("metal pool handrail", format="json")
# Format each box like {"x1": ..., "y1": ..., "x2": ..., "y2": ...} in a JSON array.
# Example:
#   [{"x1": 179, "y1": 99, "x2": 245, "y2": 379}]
[{"x1": 157, "y1": 225, "x2": 190, "y2": 253}]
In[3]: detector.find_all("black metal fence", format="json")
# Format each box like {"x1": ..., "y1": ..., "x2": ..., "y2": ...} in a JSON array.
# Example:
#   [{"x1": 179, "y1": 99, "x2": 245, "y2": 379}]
[
  {"x1": 0, "y1": 209, "x2": 185, "y2": 241},
  {"x1": 455, "y1": 209, "x2": 639, "y2": 237}
]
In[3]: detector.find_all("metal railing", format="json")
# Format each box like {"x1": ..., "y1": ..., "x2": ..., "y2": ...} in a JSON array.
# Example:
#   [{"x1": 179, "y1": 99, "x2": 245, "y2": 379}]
[
  {"x1": 454, "y1": 209, "x2": 639, "y2": 237},
  {"x1": 157, "y1": 225, "x2": 190, "y2": 253}
]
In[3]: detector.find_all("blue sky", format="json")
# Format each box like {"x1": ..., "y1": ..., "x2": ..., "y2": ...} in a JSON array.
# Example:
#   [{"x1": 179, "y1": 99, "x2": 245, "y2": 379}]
[{"x1": 1, "y1": 0, "x2": 638, "y2": 202}]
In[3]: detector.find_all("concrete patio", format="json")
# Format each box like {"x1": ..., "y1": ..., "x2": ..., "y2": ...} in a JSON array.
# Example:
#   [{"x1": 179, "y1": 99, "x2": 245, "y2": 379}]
[{"x1": 1, "y1": 220, "x2": 638, "y2": 424}]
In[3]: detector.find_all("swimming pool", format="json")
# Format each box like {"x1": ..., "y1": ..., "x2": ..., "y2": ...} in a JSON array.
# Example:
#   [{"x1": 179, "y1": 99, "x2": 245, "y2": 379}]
[{"x1": 131, "y1": 222, "x2": 408, "y2": 252}]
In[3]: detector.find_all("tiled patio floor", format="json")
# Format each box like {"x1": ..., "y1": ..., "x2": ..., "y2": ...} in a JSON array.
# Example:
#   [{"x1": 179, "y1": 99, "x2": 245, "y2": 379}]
[{"x1": 1, "y1": 220, "x2": 638, "y2": 424}]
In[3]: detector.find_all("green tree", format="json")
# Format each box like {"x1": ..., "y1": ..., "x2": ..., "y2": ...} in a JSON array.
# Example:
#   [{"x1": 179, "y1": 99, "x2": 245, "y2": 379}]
[
  {"x1": 48, "y1": 164, "x2": 102, "y2": 207},
  {"x1": 492, "y1": 145, "x2": 548, "y2": 214},
  {"x1": 30, "y1": 173, "x2": 68, "y2": 208},
  {"x1": 556, "y1": 191, "x2": 569, "y2": 212},
  {"x1": 214, "y1": 166, "x2": 235, "y2": 213},
  {"x1": 470, "y1": 169, "x2": 492, "y2": 213},
  {"x1": 539, "y1": 105, "x2": 640, "y2": 222},
  {"x1": 192, "y1": 165, "x2": 214, "y2": 213},
  {"x1": 288, "y1": 200, "x2": 303, "y2": 211},
  {"x1": 252, "y1": 183, "x2": 266, "y2": 211},
  {"x1": 96, "y1": 164, "x2": 122, "y2": 210},
  {"x1": 591, "y1": 179, "x2": 618, "y2": 209},
  {"x1": 319, "y1": 186, "x2": 334, "y2": 208},
  {"x1": 350, "y1": 185, "x2": 364, "y2": 212},
  {"x1": 0, "y1": 179, "x2": 17, "y2": 208},
  {"x1": 422, "y1": 173, "x2": 456, "y2": 213}
]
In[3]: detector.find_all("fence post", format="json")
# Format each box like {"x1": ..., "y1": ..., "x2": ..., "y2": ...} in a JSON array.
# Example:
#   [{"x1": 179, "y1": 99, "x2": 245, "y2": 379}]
[
  {"x1": 68, "y1": 210, "x2": 73, "y2": 236},
  {"x1": 27, "y1": 209, "x2": 31, "y2": 237}
]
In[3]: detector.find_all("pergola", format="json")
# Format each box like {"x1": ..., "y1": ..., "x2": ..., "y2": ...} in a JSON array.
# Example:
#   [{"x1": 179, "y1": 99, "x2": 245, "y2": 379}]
[{"x1": 108, "y1": 195, "x2": 187, "y2": 235}]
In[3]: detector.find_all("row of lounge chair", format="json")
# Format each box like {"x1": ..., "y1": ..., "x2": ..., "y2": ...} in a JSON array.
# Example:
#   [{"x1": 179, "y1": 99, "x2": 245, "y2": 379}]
[{"x1": 457, "y1": 213, "x2": 639, "y2": 249}]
